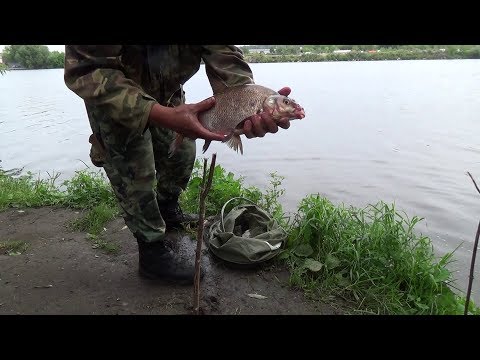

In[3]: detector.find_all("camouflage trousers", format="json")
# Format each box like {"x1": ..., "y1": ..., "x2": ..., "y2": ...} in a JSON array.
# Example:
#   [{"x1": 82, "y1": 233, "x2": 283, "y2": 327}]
[{"x1": 86, "y1": 107, "x2": 196, "y2": 243}]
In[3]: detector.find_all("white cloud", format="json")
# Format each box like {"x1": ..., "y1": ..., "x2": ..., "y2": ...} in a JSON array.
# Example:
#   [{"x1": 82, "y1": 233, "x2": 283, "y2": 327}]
[{"x1": 0, "y1": 45, "x2": 65, "y2": 53}]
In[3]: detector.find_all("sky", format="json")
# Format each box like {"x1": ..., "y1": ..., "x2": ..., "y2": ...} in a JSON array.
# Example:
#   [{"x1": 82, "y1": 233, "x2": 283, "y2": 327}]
[{"x1": 0, "y1": 45, "x2": 65, "y2": 53}]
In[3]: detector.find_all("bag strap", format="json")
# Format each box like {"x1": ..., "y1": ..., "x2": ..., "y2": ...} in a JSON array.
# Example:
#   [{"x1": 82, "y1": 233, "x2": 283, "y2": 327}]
[{"x1": 220, "y1": 197, "x2": 263, "y2": 232}]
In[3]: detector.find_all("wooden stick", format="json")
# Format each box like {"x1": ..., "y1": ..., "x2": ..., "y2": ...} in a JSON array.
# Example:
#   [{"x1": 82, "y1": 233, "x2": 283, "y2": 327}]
[
  {"x1": 465, "y1": 220, "x2": 480, "y2": 315},
  {"x1": 193, "y1": 153, "x2": 217, "y2": 314},
  {"x1": 467, "y1": 172, "x2": 480, "y2": 196},
  {"x1": 465, "y1": 172, "x2": 480, "y2": 315}
]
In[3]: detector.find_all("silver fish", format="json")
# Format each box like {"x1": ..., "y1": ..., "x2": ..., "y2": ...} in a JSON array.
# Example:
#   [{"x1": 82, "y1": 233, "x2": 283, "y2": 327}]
[{"x1": 169, "y1": 83, "x2": 305, "y2": 156}]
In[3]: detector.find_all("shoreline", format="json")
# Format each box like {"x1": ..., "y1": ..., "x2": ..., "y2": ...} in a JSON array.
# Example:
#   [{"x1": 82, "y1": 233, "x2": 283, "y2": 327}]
[
  {"x1": 1, "y1": 166, "x2": 478, "y2": 315},
  {"x1": 2, "y1": 57, "x2": 479, "y2": 72},
  {"x1": 244, "y1": 55, "x2": 480, "y2": 64}
]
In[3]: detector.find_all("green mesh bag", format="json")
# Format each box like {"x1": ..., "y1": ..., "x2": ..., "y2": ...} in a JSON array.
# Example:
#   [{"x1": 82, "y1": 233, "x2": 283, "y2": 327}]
[{"x1": 207, "y1": 197, "x2": 287, "y2": 265}]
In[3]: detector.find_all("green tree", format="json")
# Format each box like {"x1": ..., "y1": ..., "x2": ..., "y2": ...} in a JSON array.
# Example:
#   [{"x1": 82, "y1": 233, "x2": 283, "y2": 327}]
[
  {"x1": 3, "y1": 45, "x2": 52, "y2": 69},
  {"x1": 48, "y1": 51, "x2": 65, "y2": 68}
]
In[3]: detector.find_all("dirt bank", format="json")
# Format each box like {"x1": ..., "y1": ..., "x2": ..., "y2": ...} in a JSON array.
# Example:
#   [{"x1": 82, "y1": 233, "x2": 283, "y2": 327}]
[{"x1": 0, "y1": 207, "x2": 341, "y2": 315}]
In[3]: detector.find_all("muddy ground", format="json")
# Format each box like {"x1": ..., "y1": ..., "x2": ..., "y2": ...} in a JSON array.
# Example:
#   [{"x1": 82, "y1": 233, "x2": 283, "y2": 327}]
[{"x1": 0, "y1": 207, "x2": 341, "y2": 315}]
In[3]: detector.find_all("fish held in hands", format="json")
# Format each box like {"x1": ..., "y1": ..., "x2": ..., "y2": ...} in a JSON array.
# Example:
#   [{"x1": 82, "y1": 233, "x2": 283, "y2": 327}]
[{"x1": 169, "y1": 84, "x2": 305, "y2": 157}]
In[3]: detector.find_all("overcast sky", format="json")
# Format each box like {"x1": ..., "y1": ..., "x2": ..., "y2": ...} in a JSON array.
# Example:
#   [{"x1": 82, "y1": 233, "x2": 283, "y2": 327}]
[{"x1": 0, "y1": 45, "x2": 65, "y2": 53}]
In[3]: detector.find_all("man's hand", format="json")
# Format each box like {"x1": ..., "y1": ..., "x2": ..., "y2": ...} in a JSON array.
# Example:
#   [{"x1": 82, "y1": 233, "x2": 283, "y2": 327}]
[
  {"x1": 148, "y1": 97, "x2": 224, "y2": 141},
  {"x1": 242, "y1": 87, "x2": 292, "y2": 139}
]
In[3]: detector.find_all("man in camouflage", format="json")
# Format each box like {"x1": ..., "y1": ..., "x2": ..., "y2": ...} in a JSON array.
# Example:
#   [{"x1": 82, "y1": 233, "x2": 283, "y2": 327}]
[{"x1": 64, "y1": 45, "x2": 292, "y2": 284}]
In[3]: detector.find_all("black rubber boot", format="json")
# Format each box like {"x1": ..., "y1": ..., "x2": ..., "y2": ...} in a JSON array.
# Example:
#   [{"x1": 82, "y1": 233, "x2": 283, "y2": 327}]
[
  {"x1": 137, "y1": 239, "x2": 203, "y2": 285},
  {"x1": 159, "y1": 201, "x2": 199, "y2": 231}
]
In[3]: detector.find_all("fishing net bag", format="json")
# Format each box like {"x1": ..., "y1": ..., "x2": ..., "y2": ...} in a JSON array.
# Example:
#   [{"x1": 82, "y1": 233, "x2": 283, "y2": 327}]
[{"x1": 206, "y1": 197, "x2": 287, "y2": 267}]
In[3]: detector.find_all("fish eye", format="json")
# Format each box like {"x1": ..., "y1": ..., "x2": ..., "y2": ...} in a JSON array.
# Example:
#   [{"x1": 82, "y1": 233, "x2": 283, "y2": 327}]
[{"x1": 283, "y1": 99, "x2": 290, "y2": 105}]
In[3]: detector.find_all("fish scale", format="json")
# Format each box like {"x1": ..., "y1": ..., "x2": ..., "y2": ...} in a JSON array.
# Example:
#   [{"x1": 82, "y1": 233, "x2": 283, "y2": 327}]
[{"x1": 199, "y1": 84, "x2": 277, "y2": 133}]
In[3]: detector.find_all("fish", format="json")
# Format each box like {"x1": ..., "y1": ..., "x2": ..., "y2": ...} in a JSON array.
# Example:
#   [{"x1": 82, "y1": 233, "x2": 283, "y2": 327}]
[{"x1": 168, "y1": 83, "x2": 305, "y2": 157}]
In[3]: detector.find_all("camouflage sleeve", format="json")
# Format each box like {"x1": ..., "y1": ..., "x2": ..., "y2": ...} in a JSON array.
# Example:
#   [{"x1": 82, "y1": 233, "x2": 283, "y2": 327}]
[
  {"x1": 201, "y1": 45, "x2": 255, "y2": 92},
  {"x1": 64, "y1": 45, "x2": 157, "y2": 135}
]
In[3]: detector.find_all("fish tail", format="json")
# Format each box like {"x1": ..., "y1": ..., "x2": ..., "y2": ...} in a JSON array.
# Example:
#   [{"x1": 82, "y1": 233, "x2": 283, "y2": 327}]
[
  {"x1": 202, "y1": 140, "x2": 212, "y2": 154},
  {"x1": 225, "y1": 134, "x2": 244, "y2": 155},
  {"x1": 168, "y1": 133, "x2": 184, "y2": 158}
]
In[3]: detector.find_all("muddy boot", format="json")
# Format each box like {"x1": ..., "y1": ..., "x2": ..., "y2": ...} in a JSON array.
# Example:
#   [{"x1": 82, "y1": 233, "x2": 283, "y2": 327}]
[
  {"x1": 159, "y1": 200, "x2": 199, "y2": 231},
  {"x1": 137, "y1": 239, "x2": 203, "y2": 285}
]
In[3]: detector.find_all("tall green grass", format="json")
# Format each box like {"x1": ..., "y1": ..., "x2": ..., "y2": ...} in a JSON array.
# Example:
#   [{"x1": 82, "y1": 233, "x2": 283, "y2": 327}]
[
  {"x1": 0, "y1": 167, "x2": 117, "y2": 210},
  {"x1": 180, "y1": 159, "x2": 286, "y2": 223},
  {"x1": 0, "y1": 168, "x2": 64, "y2": 210},
  {"x1": 61, "y1": 169, "x2": 117, "y2": 210},
  {"x1": 0, "y1": 167, "x2": 118, "y2": 236},
  {"x1": 283, "y1": 195, "x2": 479, "y2": 314}
]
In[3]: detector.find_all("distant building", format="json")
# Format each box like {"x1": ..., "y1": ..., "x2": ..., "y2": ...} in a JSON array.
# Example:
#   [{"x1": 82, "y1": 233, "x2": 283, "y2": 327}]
[
  {"x1": 333, "y1": 49, "x2": 352, "y2": 54},
  {"x1": 249, "y1": 48, "x2": 271, "y2": 54},
  {"x1": 8, "y1": 62, "x2": 25, "y2": 69}
]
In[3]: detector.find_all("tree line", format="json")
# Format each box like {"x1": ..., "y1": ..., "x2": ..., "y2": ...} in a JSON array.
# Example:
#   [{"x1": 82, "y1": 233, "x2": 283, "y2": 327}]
[
  {"x1": 245, "y1": 48, "x2": 480, "y2": 63},
  {"x1": 240, "y1": 45, "x2": 480, "y2": 55},
  {"x1": 2, "y1": 45, "x2": 479, "y2": 71},
  {"x1": 1, "y1": 45, "x2": 64, "y2": 69},
  {"x1": 240, "y1": 45, "x2": 480, "y2": 63}
]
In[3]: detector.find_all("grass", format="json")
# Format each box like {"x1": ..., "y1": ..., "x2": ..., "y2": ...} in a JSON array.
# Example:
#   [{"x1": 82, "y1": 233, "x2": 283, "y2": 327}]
[
  {"x1": 180, "y1": 159, "x2": 286, "y2": 225},
  {"x1": 180, "y1": 159, "x2": 263, "y2": 217},
  {"x1": 0, "y1": 240, "x2": 29, "y2": 256},
  {"x1": 68, "y1": 203, "x2": 120, "y2": 255},
  {"x1": 282, "y1": 195, "x2": 480, "y2": 315},
  {"x1": 61, "y1": 171, "x2": 120, "y2": 254},
  {"x1": 0, "y1": 168, "x2": 64, "y2": 210},
  {"x1": 85, "y1": 233, "x2": 119, "y2": 255},
  {"x1": 61, "y1": 169, "x2": 117, "y2": 210},
  {"x1": 69, "y1": 203, "x2": 119, "y2": 235},
  {"x1": 1, "y1": 166, "x2": 119, "y2": 254},
  {"x1": 1, "y1": 161, "x2": 479, "y2": 314},
  {"x1": 0, "y1": 167, "x2": 117, "y2": 211}
]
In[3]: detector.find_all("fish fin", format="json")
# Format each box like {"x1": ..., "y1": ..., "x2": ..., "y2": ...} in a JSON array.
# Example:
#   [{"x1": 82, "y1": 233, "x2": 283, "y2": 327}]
[
  {"x1": 222, "y1": 132, "x2": 234, "y2": 143},
  {"x1": 202, "y1": 140, "x2": 212, "y2": 154},
  {"x1": 168, "y1": 133, "x2": 184, "y2": 158},
  {"x1": 225, "y1": 134, "x2": 244, "y2": 155}
]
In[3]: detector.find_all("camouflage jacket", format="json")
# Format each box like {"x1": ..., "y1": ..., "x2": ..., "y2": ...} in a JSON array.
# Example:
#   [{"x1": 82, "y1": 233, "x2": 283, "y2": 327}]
[{"x1": 64, "y1": 45, "x2": 254, "y2": 136}]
